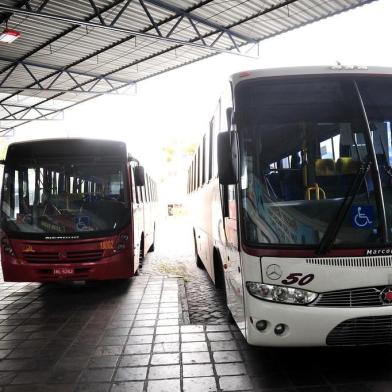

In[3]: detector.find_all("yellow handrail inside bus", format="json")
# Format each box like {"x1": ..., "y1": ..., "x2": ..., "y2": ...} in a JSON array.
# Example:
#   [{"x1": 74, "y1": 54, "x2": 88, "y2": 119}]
[{"x1": 305, "y1": 184, "x2": 326, "y2": 200}]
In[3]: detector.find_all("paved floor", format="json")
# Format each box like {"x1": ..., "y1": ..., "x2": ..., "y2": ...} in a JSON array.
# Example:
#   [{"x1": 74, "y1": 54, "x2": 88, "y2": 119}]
[
  {"x1": 0, "y1": 217, "x2": 391, "y2": 391},
  {"x1": 141, "y1": 216, "x2": 228, "y2": 325}
]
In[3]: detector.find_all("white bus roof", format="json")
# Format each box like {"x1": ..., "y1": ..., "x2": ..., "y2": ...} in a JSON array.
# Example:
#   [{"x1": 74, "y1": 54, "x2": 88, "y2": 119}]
[{"x1": 231, "y1": 66, "x2": 392, "y2": 85}]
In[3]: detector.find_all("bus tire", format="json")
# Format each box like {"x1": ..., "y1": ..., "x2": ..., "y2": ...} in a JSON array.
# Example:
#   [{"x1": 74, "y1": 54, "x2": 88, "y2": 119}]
[
  {"x1": 194, "y1": 230, "x2": 204, "y2": 269},
  {"x1": 213, "y1": 249, "x2": 225, "y2": 290},
  {"x1": 139, "y1": 235, "x2": 144, "y2": 266},
  {"x1": 213, "y1": 249, "x2": 235, "y2": 325}
]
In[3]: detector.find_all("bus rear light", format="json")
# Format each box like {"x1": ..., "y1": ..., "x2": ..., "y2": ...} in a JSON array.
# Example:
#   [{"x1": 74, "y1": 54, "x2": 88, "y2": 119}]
[
  {"x1": 1, "y1": 237, "x2": 15, "y2": 257},
  {"x1": 246, "y1": 282, "x2": 318, "y2": 305}
]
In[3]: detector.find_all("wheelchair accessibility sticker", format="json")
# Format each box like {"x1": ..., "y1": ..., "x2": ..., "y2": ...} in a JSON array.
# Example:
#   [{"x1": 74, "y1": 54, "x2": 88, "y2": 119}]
[{"x1": 351, "y1": 206, "x2": 374, "y2": 228}]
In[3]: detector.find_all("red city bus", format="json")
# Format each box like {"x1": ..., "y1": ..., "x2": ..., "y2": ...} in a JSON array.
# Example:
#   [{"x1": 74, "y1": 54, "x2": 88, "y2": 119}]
[{"x1": 0, "y1": 138, "x2": 157, "y2": 282}]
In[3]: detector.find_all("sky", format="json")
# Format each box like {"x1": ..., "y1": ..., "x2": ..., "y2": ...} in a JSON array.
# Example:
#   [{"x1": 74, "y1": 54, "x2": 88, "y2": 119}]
[{"x1": 7, "y1": 0, "x2": 392, "y2": 185}]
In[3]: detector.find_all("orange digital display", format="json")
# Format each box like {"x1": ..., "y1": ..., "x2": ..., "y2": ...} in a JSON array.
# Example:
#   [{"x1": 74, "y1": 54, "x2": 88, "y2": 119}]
[{"x1": 100, "y1": 240, "x2": 114, "y2": 250}]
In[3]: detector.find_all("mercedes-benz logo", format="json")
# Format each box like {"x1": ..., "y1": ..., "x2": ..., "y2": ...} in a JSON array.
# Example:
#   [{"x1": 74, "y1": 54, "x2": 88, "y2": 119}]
[
  {"x1": 380, "y1": 287, "x2": 392, "y2": 305},
  {"x1": 266, "y1": 264, "x2": 283, "y2": 280}
]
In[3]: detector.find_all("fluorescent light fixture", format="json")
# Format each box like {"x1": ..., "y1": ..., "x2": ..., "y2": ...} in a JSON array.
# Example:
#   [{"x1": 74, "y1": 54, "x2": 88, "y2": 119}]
[{"x1": 0, "y1": 28, "x2": 21, "y2": 43}]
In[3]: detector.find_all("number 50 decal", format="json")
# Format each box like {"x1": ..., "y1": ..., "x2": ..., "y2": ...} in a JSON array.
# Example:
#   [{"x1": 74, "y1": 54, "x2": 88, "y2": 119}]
[{"x1": 282, "y1": 273, "x2": 314, "y2": 286}]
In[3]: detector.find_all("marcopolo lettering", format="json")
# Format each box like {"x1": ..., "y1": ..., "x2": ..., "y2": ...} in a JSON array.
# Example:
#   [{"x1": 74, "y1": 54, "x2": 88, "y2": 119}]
[{"x1": 366, "y1": 249, "x2": 392, "y2": 256}]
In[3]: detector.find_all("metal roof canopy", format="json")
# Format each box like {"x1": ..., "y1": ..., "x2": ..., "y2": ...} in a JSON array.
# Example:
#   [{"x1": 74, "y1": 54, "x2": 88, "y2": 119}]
[{"x1": 0, "y1": 0, "x2": 377, "y2": 133}]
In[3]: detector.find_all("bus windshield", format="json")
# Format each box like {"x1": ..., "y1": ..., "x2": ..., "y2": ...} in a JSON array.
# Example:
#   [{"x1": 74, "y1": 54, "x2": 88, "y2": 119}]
[
  {"x1": 1, "y1": 155, "x2": 130, "y2": 238},
  {"x1": 237, "y1": 76, "x2": 392, "y2": 248}
]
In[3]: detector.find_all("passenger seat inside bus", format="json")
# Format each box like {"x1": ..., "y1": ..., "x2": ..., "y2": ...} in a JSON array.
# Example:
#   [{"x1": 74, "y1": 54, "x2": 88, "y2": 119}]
[
  {"x1": 336, "y1": 157, "x2": 366, "y2": 196},
  {"x1": 314, "y1": 158, "x2": 337, "y2": 198},
  {"x1": 264, "y1": 154, "x2": 303, "y2": 201},
  {"x1": 279, "y1": 169, "x2": 303, "y2": 201}
]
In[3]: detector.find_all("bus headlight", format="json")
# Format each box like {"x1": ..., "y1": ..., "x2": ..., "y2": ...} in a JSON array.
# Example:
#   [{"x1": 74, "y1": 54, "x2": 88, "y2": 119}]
[
  {"x1": 246, "y1": 282, "x2": 318, "y2": 305},
  {"x1": 120, "y1": 234, "x2": 129, "y2": 241}
]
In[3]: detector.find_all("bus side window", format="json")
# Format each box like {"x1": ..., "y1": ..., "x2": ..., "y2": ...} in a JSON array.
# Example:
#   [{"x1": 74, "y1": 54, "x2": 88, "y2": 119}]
[
  {"x1": 143, "y1": 175, "x2": 148, "y2": 202},
  {"x1": 130, "y1": 165, "x2": 137, "y2": 203},
  {"x1": 147, "y1": 176, "x2": 151, "y2": 202},
  {"x1": 211, "y1": 101, "x2": 220, "y2": 178},
  {"x1": 189, "y1": 161, "x2": 193, "y2": 192},
  {"x1": 192, "y1": 159, "x2": 196, "y2": 191},
  {"x1": 208, "y1": 121, "x2": 213, "y2": 180},
  {"x1": 196, "y1": 147, "x2": 200, "y2": 189},
  {"x1": 201, "y1": 135, "x2": 206, "y2": 185}
]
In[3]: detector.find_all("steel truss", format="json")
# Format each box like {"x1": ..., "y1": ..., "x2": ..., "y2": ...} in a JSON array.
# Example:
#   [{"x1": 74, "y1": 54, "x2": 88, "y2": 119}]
[
  {"x1": 0, "y1": 102, "x2": 62, "y2": 120},
  {"x1": 0, "y1": 0, "x2": 257, "y2": 56},
  {"x1": 0, "y1": 0, "x2": 348, "y2": 133},
  {"x1": 0, "y1": 0, "x2": 266, "y2": 131}
]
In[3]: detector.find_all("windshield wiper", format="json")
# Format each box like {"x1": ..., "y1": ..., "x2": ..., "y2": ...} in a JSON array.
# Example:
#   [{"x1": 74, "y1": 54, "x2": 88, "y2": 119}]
[
  {"x1": 317, "y1": 79, "x2": 389, "y2": 254},
  {"x1": 317, "y1": 160, "x2": 371, "y2": 254},
  {"x1": 352, "y1": 81, "x2": 388, "y2": 244}
]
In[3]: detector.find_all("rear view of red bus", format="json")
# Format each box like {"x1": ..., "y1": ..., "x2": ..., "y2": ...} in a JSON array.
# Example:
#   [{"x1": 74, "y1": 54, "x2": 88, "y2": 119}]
[{"x1": 0, "y1": 138, "x2": 157, "y2": 282}]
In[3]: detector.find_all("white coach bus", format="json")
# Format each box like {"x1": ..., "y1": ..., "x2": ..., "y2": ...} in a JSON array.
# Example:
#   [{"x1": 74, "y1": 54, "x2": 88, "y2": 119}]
[{"x1": 188, "y1": 66, "x2": 392, "y2": 346}]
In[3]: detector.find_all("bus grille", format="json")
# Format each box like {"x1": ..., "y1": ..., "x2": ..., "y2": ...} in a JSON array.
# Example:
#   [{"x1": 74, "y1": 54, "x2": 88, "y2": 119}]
[
  {"x1": 23, "y1": 250, "x2": 104, "y2": 264},
  {"x1": 327, "y1": 316, "x2": 392, "y2": 346},
  {"x1": 306, "y1": 256, "x2": 392, "y2": 268},
  {"x1": 312, "y1": 287, "x2": 386, "y2": 307}
]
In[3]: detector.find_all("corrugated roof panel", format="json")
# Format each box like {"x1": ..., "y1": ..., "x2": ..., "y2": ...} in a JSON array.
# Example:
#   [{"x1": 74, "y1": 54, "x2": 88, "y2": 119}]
[{"x1": 0, "y1": 0, "x2": 378, "y2": 130}]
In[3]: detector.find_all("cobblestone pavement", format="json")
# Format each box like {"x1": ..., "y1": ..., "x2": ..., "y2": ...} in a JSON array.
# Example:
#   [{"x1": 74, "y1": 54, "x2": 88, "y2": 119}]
[
  {"x1": 0, "y1": 217, "x2": 390, "y2": 390},
  {"x1": 143, "y1": 217, "x2": 227, "y2": 324},
  {"x1": 141, "y1": 216, "x2": 228, "y2": 324}
]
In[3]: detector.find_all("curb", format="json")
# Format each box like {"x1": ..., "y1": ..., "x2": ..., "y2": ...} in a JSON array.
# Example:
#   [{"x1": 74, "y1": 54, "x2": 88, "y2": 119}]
[{"x1": 178, "y1": 278, "x2": 190, "y2": 325}]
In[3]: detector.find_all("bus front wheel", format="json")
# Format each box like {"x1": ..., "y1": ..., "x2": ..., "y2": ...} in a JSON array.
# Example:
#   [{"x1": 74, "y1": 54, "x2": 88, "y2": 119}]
[{"x1": 214, "y1": 249, "x2": 235, "y2": 325}]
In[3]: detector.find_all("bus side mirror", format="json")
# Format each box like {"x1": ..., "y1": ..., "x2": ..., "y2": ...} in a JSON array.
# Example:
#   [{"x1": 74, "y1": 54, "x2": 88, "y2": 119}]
[
  {"x1": 134, "y1": 166, "x2": 145, "y2": 187},
  {"x1": 218, "y1": 131, "x2": 239, "y2": 185}
]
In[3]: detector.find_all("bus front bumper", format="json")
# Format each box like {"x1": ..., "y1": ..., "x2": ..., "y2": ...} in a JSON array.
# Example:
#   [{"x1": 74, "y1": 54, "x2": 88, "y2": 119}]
[
  {"x1": 245, "y1": 293, "x2": 392, "y2": 347},
  {"x1": 1, "y1": 251, "x2": 134, "y2": 282}
]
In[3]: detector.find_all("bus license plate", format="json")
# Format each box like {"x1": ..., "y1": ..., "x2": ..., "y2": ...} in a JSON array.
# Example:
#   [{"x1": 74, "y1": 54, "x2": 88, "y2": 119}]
[{"x1": 53, "y1": 268, "x2": 74, "y2": 276}]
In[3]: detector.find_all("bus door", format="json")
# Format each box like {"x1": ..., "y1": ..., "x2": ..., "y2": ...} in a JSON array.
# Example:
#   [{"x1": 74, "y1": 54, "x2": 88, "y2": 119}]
[
  {"x1": 223, "y1": 183, "x2": 245, "y2": 329},
  {"x1": 130, "y1": 166, "x2": 142, "y2": 273}
]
